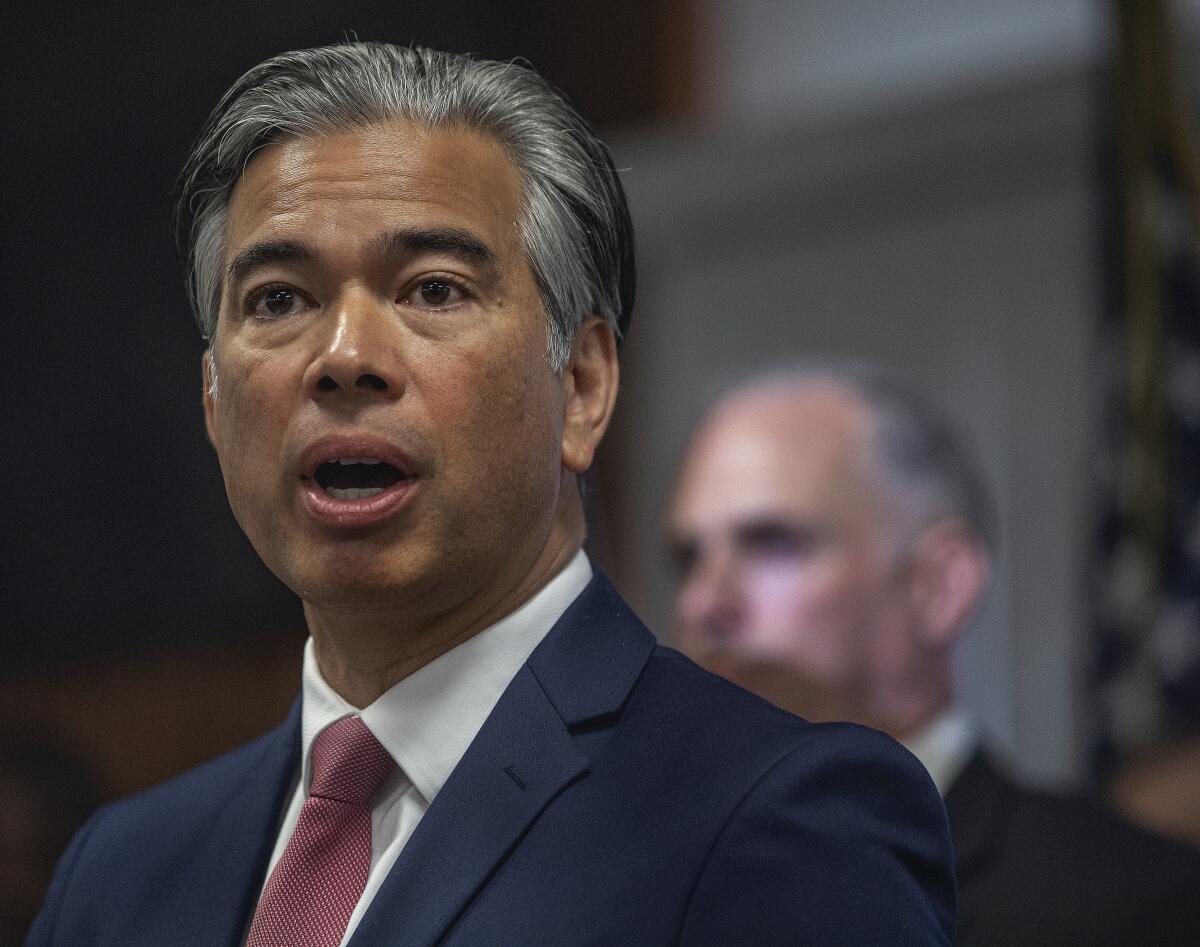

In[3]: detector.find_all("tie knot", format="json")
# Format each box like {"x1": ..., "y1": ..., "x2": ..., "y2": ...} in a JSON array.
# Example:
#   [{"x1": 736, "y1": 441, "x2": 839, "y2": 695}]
[{"x1": 309, "y1": 716, "x2": 396, "y2": 806}]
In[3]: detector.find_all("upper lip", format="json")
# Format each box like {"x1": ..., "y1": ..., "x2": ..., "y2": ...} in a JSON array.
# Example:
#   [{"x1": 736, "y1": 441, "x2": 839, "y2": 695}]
[{"x1": 297, "y1": 434, "x2": 418, "y2": 482}]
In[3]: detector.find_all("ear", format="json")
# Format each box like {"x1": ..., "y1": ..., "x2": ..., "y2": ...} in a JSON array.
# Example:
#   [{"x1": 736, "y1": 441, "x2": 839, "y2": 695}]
[
  {"x1": 202, "y1": 349, "x2": 218, "y2": 448},
  {"x1": 908, "y1": 519, "x2": 991, "y2": 648},
  {"x1": 561, "y1": 316, "x2": 619, "y2": 473}
]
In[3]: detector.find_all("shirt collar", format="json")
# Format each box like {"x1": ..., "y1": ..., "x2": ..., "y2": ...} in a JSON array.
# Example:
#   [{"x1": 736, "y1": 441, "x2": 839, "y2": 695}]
[
  {"x1": 298, "y1": 549, "x2": 593, "y2": 804},
  {"x1": 901, "y1": 707, "x2": 977, "y2": 796}
]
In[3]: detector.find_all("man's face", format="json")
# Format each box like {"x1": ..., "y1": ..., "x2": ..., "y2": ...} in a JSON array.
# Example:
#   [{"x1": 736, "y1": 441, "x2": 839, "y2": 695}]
[
  {"x1": 669, "y1": 387, "x2": 919, "y2": 724},
  {"x1": 205, "y1": 120, "x2": 573, "y2": 622}
]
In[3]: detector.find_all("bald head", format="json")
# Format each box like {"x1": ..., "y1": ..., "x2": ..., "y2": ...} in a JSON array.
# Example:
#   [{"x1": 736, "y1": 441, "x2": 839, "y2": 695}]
[{"x1": 669, "y1": 375, "x2": 991, "y2": 738}]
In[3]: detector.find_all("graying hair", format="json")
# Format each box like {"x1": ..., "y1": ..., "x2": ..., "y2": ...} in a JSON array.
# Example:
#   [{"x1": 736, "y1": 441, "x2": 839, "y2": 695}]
[
  {"x1": 175, "y1": 42, "x2": 635, "y2": 372},
  {"x1": 730, "y1": 364, "x2": 997, "y2": 556}
]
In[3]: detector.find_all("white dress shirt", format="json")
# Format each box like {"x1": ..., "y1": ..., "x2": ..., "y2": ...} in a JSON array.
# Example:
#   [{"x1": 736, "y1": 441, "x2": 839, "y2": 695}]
[
  {"x1": 901, "y1": 708, "x2": 977, "y2": 797},
  {"x1": 258, "y1": 550, "x2": 593, "y2": 947}
]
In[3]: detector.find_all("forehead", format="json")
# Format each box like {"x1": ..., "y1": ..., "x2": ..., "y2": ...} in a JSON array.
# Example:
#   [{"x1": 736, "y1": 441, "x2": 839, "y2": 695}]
[
  {"x1": 672, "y1": 386, "x2": 883, "y2": 529},
  {"x1": 224, "y1": 119, "x2": 525, "y2": 257}
]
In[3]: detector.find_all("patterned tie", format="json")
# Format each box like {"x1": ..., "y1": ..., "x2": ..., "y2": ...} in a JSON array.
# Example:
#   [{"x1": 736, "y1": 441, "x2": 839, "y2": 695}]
[{"x1": 246, "y1": 715, "x2": 397, "y2": 947}]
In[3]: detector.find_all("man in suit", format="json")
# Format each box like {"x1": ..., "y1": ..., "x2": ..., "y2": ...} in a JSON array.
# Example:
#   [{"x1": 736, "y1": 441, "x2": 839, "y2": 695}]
[
  {"x1": 27, "y1": 44, "x2": 954, "y2": 946},
  {"x1": 668, "y1": 367, "x2": 1200, "y2": 945}
]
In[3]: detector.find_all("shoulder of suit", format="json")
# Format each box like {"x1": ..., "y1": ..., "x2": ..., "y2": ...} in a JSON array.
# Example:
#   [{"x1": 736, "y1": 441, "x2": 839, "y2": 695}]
[
  {"x1": 637, "y1": 644, "x2": 924, "y2": 777},
  {"x1": 90, "y1": 710, "x2": 295, "y2": 830}
]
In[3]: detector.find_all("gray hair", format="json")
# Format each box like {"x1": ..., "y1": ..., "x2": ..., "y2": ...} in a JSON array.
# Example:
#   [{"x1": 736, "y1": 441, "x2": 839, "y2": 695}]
[
  {"x1": 175, "y1": 42, "x2": 635, "y2": 371},
  {"x1": 731, "y1": 364, "x2": 997, "y2": 556}
]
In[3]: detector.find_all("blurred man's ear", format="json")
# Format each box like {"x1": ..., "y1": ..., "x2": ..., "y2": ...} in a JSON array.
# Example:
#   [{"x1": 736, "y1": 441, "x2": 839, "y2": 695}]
[
  {"x1": 561, "y1": 316, "x2": 619, "y2": 474},
  {"x1": 909, "y1": 520, "x2": 991, "y2": 649}
]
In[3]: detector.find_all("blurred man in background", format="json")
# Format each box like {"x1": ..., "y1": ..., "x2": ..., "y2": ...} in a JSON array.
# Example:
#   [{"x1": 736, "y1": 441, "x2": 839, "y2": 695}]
[{"x1": 669, "y1": 366, "x2": 1200, "y2": 945}]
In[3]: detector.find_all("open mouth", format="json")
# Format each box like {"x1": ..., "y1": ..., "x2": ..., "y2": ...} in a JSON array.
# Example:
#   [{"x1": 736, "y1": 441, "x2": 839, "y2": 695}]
[{"x1": 312, "y1": 457, "x2": 409, "y2": 500}]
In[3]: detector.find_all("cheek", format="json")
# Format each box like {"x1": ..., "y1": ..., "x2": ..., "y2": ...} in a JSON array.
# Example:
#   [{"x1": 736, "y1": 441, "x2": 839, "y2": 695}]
[
  {"x1": 862, "y1": 588, "x2": 920, "y2": 666},
  {"x1": 426, "y1": 322, "x2": 545, "y2": 418},
  {"x1": 425, "y1": 348, "x2": 562, "y2": 500},
  {"x1": 214, "y1": 344, "x2": 282, "y2": 414},
  {"x1": 211, "y1": 353, "x2": 290, "y2": 492},
  {"x1": 741, "y1": 560, "x2": 866, "y2": 668}
]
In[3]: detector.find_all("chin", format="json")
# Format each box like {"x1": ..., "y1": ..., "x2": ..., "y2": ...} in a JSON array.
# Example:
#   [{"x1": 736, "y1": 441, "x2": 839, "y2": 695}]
[
  {"x1": 276, "y1": 548, "x2": 430, "y2": 610},
  {"x1": 296, "y1": 574, "x2": 424, "y2": 613}
]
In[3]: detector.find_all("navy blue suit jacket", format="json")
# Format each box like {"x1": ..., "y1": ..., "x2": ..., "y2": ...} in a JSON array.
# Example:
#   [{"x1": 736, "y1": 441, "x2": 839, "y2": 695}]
[{"x1": 28, "y1": 574, "x2": 955, "y2": 945}]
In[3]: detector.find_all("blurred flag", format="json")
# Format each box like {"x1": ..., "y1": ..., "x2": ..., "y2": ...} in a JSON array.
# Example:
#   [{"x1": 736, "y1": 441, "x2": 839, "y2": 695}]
[{"x1": 1093, "y1": 0, "x2": 1200, "y2": 772}]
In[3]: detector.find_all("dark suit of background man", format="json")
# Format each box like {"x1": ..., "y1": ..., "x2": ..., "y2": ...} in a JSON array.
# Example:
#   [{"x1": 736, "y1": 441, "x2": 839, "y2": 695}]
[
  {"x1": 26, "y1": 44, "x2": 954, "y2": 946},
  {"x1": 668, "y1": 366, "x2": 1200, "y2": 946}
]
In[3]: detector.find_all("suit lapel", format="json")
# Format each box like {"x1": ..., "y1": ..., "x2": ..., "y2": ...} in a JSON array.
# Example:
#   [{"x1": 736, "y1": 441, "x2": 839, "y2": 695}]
[
  {"x1": 349, "y1": 665, "x2": 587, "y2": 947},
  {"x1": 944, "y1": 750, "x2": 1011, "y2": 880},
  {"x1": 174, "y1": 700, "x2": 301, "y2": 946},
  {"x1": 350, "y1": 572, "x2": 656, "y2": 947},
  {"x1": 943, "y1": 750, "x2": 1013, "y2": 942},
  {"x1": 524, "y1": 571, "x2": 657, "y2": 727}
]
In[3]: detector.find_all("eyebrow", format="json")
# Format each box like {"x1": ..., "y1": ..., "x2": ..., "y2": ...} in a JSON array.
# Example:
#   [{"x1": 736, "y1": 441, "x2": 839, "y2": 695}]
[
  {"x1": 734, "y1": 518, "x2": 803, "y2": 544},
  {"x1": 370, "y1": 227, "x2": 499, "y2": 273},
  {"x1": 225, "y1": 227, "x2": 501, "y2": 289},
  {"x1": 226, "y1": 240, "x2": 315, "y2": 288}
]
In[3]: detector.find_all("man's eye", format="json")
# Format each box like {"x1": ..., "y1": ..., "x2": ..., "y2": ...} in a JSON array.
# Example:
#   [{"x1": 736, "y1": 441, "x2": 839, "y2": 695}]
[
  {"x1": 739, "y1": 523, "x2": 818, "y2": 560},
  {"x1": 250, "y1": 287, "x2": 306, "y2": 320},
  {"x1": 404, "y1": 279, "x2": 464, "y2": 309}
]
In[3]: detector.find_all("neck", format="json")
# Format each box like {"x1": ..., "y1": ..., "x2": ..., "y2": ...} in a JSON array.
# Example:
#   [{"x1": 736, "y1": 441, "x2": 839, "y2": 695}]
[
  {"x1": 876, "y1": 689, "x2": 953, "y2": 744},
  {"x1": 862, "y1": 645, "x2": 955, "y2": 742},
  {"x1": 304, "y1": 497, "x2": 586, "y2": 708}
]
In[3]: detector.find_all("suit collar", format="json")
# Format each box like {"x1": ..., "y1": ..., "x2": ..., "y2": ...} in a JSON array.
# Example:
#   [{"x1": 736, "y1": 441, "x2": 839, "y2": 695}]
[
  {"x1": 900, "y1": 709, "x2": 976, "y2": 796},
  {"x1": 944, "y1": 749, "x2": 1013, "y2": 879},
  {"x1": 524, "y1": 569, "x2": 657, "y2": 726},
  {"x1": 300, "y1": 550, "x2": 594, "y2": 807},
  {"x1": 349, "y1": 571, "x2": 656, "y2": 947}
]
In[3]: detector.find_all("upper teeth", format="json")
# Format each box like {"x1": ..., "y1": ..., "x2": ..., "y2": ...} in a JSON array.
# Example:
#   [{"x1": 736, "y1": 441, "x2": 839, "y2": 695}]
[{"x1": 335, "y1": 457, "x2": 382, "y2": 465}]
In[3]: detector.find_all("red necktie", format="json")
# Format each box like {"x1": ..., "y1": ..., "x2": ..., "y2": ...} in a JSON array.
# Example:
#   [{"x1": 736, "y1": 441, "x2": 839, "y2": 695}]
[{"x1": 246, "y1": 715, "x2": 397, "y2": 947}]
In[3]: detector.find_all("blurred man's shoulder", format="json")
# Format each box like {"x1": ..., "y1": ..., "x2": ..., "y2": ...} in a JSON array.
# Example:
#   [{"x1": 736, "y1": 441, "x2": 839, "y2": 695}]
[{"x1": 950, "y1": 750, "x2": 1200, "y2": 944}]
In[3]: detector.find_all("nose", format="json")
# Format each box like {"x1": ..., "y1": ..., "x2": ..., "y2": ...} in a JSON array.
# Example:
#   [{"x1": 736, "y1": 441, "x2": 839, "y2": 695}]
[
  {"x1": 303, "y1": 291, "x2": 404, "y2": 400},
  {"x1": 676, "y1": 544, "x2": 744, "y2": 649}
]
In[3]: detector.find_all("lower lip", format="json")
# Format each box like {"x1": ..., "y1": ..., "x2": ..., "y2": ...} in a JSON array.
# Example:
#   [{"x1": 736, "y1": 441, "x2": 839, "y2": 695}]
[{"x1": 299, "y1": 478, "x2": 417, "y2": 528}]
